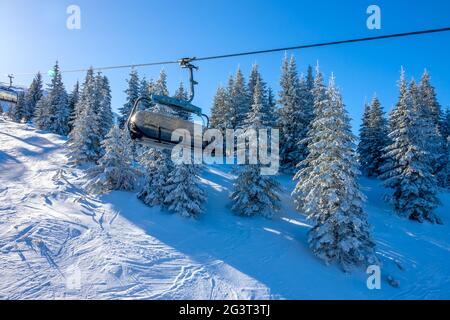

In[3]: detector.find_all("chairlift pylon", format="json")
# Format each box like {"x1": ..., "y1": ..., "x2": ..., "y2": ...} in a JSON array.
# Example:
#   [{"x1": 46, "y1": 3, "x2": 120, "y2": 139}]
[{"x1": 126, "y1": 57, "x2": 209, "y2": 150}]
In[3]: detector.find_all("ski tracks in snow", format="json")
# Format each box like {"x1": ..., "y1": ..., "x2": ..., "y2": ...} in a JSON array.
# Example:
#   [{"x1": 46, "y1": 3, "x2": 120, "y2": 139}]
[{"x1": 0, "y1": 120, "x2": 265, "y2": 299}]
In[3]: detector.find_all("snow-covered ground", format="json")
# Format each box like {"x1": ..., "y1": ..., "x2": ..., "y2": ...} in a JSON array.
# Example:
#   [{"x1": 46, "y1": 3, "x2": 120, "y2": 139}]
[{"x1": 1, "y1": 117, "x2": 450, "y2": 299}]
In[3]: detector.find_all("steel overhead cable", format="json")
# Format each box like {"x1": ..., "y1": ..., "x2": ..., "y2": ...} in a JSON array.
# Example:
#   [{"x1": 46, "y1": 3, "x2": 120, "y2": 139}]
[{"x1": 10, "y1": 26, "x2": 450, "y2": 77}]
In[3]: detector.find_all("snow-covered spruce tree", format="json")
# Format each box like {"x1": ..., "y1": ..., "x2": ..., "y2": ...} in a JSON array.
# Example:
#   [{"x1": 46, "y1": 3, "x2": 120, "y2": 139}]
[
  {"x1": 139, "y1": 78, "x2": 152, "y2": 110},
  {"x1": 163, "y1": 161, "x2": 206, "y2": 218},
  {"x1": 138, "y1": 149, "x2": 173, "y2": 207},
  {"x1": 292, "y1": 75, "x2": 376, "y2": 270},
  {"x1": 222, "y1": 75, "x2": 239, "y2": 129},
  {"x1": 33, "y1": 96, "x2": 50, "y2": 129},
  {"x1": 67, "y1": 68, "x2": 103, "y2": 165},
  {"x1": 86, "y1": 125, "x2": 138, "y2": 194},
  {"x1": 23, "y1": 72, "x2": 43, "y2": 122},
  {"x1": 380, "y1": 69, "x2": 441, "y2": 224},
  {"x1": 231, "y1": 77, "x2": 281, "y2": 218},
  {"x1": 442, "y1": 108, "x2": 450, "y2": 188},
  {"x1": 357, "y1": 96, "x2": 388, "y2": 177},
  {"x1": 358, "y1": 102, "x2": 372, "y2": 174},
  {"x1": 155, "y1": 69, "x2": 169, "y2": 96},
  {"x1": 231, "y1": 66, "x2": 250, "y2": 128},
  {"x1": 173, "y1": 81, "x2": 191, "y2": 120},
  {"x1": 266, "y1": 87, "x2": 278, "y2": 127},
  {"x1": 244, "y1": 74, "x2": 272, "y2": 128},
  {"x1": 248, "y1": 64, "x2": 279, "y2": 128},
  {"x1": 277, "y1": 55, "x2": 313, "y2": 172},
  {"x1": 46, "y1": 62, "x2": 69, "y2": 135},
  {"x1": 96, "y1": 74, "x2": 113, "y2": 140},
  {"x1": 67, "y1": 81, "x2": 80, "y2": 132},
  {"x1": 293, "y1": 63, "x2": 327, "y2": 178},
  {"x1": 119, "y1": 68, "x2": 140, "y2": 128},
  {"x1": 210, "y1": 85, "x2": 228, "y2": 130},
  {"x1": 152, "y1": 69, "x2": 174, "y2": 115},
  {"x1": 248, "y1": 64, "x2": 267, "y2": 106},
  {"x1": 7, "y1": 92, "x2": 26, "y2": 122},
  {"x1": 419, "y1": 70, "x2": 447, "y2": 187}
]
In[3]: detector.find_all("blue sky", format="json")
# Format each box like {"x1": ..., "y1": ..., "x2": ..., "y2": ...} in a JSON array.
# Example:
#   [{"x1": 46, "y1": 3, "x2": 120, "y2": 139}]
[{"x1": 1, "y1": 0, "x2": 450, "y2": 129}]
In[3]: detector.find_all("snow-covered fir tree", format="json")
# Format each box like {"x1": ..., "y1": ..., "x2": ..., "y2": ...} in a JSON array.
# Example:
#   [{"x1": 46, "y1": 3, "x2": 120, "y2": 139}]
[
  {"x1": 210, "y1": 85, "x2": 228, "y2": 130},
  {"x1": 23, "y1": 72, "x2": 43, "y2": 122},
  {"x1": 231, "y1": 76, "x2": 281, "y2": 218},
  {"x1": 96, "y1": 74, "x2": 113, "y2": 140},
  {"x1": 46, "y1": 62, "x2": 70, "y2": 135},
  {"x1": 245, "y1": 76, "x2": 271, "y2": 128},
  {"x1": 86, "y1": 125, "x2": 138, "y2": 194},
  {"x1": 155, "y1": 69, "x2": 169, "y2": 96},
  {"x1": 248, "y1": 64, "x2": 267, "y2": 106},
  {"x1": 33, "y1": 96, "x2": 50, "y2": 129},
  {"x1": 152, "y1": 69, "x2": 173, "y2": 114},
  {"x1": 173, "y1": 81, "x2": 191, "y2": 120},
  {"x1": 357, "y1": 96, "x2": 388, "y2": 177},
  {"x1": 442, "y1": 107, "x2": 450, "y2": 187},
  {"x1": 67, "y1": 81, "x2": 80, "y2": 132},
  {"x1": 266, "y1": 87, "x2": 278, "y2": 127},
  {"x1": 222, "y1": 75, "x2": 239, "y2": 129},
  {"x1": 7, "y1": 92, "x2": 26, "y2": 122},
  {"x1": 139, "y1": 78, "x2": 152, "y2": 110},
  {"x1": 163, "y1": 162, "x2": 206, "y2": 218},
  {"x1": 119, "y1": 68, "x2": 140, "y2": 127},
  {"x1": 138, "y1": 149, "x2": 173, "y2": 207},
  {"x1": 419, "y1": 70, "x2": 447, "y2": 187},
  {"x1": 230, "y1": 164, "x2": 280, "y2": 218},
  {"x1": 380, "y1": 69, "x2": 441, "y2": 224},
  {"x1": 231, "y1": 66, "x2": 250, "y2": 128},
  {"x1": 67, "y1": 68, "x2": 103, "y2": 165},
  {"x1": 292, "y1": 75, "x2": 376, "y2": 270},
  {"x1": 277, "y1": 56, "x2": 313, "y2": 172}
]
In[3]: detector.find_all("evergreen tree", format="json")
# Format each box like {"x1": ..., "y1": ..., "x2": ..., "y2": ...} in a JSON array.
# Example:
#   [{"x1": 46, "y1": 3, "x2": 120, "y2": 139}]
[
  {"x1": 266, "y1": 87, "x2": 278, "y2": 127},
  {"x1": 210, "y1": 85, "x2": 228, "y2": 130},
  {"x1": 358, "y1": 96, "x2": 388, "y2": 176},
  {"x1": 119, "y1": 68, "x2": 140, "y2": 127},
  {"x1": 67, "y1": 68, "x2": 103, "y2": 165},
  {"x1": 442, "y1": 108, "x2": 450, "y2": 188},
  {"x1": 138, "y1": 149, "x2": 173, "y2": 207},
  {"x1": 293, "y1": 75, "x2": 376, "y2": 270},
  {"x1": 139, "y1": 78, "x2": 152, "y2": 110},
  {"x1": 380, "y1": 69, "x2": 441, "y2": 224},
  {"x1": 8, "y1": 92, "x2": 26, "y2": 122},
  {"x1": 86, "y1": 125, "x2": 138, "y2": 194},
  {"x1": 173, "y1": 81, "x2": 191, "y2": 120},
  {"x1": 23, "y1": 72, "x2": 43, "y2": 122},
  {"x1": 231, "y1": 76, "x2": 281, "y2": 218},
  {"x1": 222, "y1": 75, "x2": 238, "y2": 129},
  {"x1": 155, "y1": 69, "x2": 169, "y2": 96},
  {"x1": 68, "y1": 81, "x2": 80, "y2": 132},
  {"x1": 230, "y1": 164, "x2": 280, "y2": 217},
  {"x1": 231, "y1": 66, "x2": 250, "y2": 128},
  {"x1": 96, "y1": 74, "x2": 113, "y2": 140},
  {"x1": 153, "y1": 69, "x2": 173, "y2": 114},
  {"x1": 7, "y1": 92, "x2": 26, "y2": 122},
  {"x1": 419, "y1": 70, "x2": 447, "y2": 187},
  {"x1": 163, "y1": 162, "x2": 206, "y2": 218},
  {"x1": 245, "y1": 76, "x2": 271, "y2": 128},
  {"x1": 248, "y1": 64, "x2": 267, "y2": 106},
  {"x1": 277, "y1": 55, "x2": 312, "y2": 172},
  {"x1": 34, "y1": 96, "x2": 51, "y2": 129},
  {"x1": 46, "y1": 62, "x2": 69, "y2": 135}
]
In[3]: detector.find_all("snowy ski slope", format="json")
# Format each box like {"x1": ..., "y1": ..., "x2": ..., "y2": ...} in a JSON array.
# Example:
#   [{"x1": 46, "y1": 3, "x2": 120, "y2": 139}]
[{"x1": 1, "y1": 118, "x2": 450, "y2": 299}]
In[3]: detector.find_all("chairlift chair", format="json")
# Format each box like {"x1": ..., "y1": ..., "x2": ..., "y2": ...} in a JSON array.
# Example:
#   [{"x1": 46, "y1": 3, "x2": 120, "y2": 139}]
[{"x1": 126, "y1": 58, "x2": 209, "y2": 150}]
